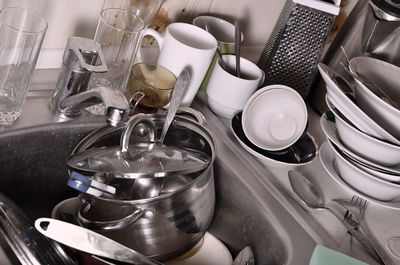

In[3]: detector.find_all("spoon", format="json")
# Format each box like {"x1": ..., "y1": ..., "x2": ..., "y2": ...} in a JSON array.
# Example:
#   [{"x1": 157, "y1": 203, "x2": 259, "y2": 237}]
[
  {"x1": 232, "y1": 246, "x2": 255, "y2": 265},
  {"x1": 288, "y1": 170, "x2": 332, "y2": 212},
  {"x1": 235, "y1": 20, "x2": 241, "y2": 78},
  {"x1": 159, "y1": 67, "x2": 191, "y2": 143},
  {"x1": 130, "y1": 68, "x2": 191, "y2": 199},
  {"x1": 35, "y1": 218, "x2": 163, "y2": 265}
]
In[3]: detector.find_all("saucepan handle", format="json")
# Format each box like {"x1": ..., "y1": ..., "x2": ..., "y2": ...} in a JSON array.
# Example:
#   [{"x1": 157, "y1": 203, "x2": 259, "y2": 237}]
[
  {"x1": 175, "y1": 107, "x2": 207, "y2": 126},
  {"x1": 77, "y1": 198, "x2": 143, "y2": 231},
  {"x1": 120, "y1": 113, "x2": 156, "y2": 153}
]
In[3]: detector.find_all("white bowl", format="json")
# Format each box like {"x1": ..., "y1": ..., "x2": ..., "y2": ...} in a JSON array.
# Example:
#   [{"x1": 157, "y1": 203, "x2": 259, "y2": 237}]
[
  {"x1": 326, "y1": 96, "x2": 400, "y2": 167},
  {"x1": 242, "y1": 85, "x2": 308, "y2": 151},
  {"x1": 329, "y1": 140, "x2": 400, "y2": 202},
  {"x1": 349, "y1": 56, "x2": 400, "y2": 139},
  {"x1": 320, "y1": 112, "x2": 400, "y2": 175},
  {"x1": 318, "y1": 63, "x2": 400, "y2": 145},
  {"x1": 319, "y1": 142, "x2": 400, "y2": 207}
]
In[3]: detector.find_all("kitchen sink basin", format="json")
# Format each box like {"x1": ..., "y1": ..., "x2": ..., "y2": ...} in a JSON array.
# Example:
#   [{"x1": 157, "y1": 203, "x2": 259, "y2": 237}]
[{"x1": 0, "y1": 90, "x2": 319, "y2": 264}]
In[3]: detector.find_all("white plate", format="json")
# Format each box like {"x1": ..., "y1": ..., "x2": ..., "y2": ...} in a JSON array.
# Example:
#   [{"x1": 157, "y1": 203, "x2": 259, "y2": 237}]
[
  {"x1": 166, "y1": 232, "x2": 233, "y2": 265},
  {"x1": 320, "y1": 113, "x2": 400, "y2": 176},
  {"x1": 318, "y1": 63, "x2": 400, "y2": 145},
  {"x1": 319, "y1": 142, "x2": 400, "y2": 209}
]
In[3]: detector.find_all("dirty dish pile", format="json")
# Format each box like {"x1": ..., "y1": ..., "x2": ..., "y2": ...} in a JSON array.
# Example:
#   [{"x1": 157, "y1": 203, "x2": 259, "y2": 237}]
[{"x1": 318, "y1": 60, "x2": 400, "y2": 202}]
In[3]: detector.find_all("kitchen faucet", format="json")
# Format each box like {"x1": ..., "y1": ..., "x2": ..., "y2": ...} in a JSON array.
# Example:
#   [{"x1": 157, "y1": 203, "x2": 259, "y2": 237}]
[{"x1": 50, "y1": 37, "x2": 130, "y2": 126}]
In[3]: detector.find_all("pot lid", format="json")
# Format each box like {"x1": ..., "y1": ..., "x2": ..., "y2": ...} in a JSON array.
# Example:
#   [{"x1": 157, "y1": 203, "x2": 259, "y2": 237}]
[{"x1": 67, "y1": 142, "x2": 211, "y2": 179}]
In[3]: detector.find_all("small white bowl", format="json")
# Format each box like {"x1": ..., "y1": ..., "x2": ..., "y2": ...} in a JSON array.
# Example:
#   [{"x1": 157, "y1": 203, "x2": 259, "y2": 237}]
[
  {"x1": 242, "y1": 85, "x2": 307, "y2": 151},
  {"x1": 329, "y1": 140, "x2": 400, "y2": 202},
  {"x1": 349, "y1": 56, "x2": 400, "y2": 139},
  {"x1": 326, "y1": 96, "x2": 400, "y2": 167}
]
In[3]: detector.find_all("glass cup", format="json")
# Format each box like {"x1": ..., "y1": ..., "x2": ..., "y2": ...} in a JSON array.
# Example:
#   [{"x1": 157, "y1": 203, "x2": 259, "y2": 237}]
[
  {"x1": 127, "y1": 62, "x2": 176, "y2": 113},
  {"x1": 0, "y1": 7, "x2": 47, "y2": 125},
  {"x1": 89, "y1": 8, "x2": 145, "y2": 93}
]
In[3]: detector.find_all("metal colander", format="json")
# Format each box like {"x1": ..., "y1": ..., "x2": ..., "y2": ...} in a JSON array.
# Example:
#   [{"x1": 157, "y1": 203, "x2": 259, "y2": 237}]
[{"x1": 257, "y1": 0, "x2": 338, "y2": 99}]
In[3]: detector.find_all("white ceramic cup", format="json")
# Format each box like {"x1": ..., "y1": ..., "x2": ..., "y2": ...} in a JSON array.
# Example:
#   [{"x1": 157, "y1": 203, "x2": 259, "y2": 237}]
[
  {"x1": 142, "y1": 23, "x2": 218, "y2": 107},
  {"x1": 242, "y1": 85, "x2": 308, "y2": 151},
  {"x1": 206, "y1": 54, "x2": 265, "y2": 118}
]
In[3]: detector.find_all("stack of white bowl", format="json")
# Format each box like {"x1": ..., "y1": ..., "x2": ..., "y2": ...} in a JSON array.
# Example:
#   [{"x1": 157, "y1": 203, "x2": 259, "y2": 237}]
[{"x1": 318, "y1": 57, "x2": 400, "y2": 202}]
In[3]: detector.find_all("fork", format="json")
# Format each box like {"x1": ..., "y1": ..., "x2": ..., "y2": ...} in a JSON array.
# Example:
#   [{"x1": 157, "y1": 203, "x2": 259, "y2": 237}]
[
  {"x1": 343, "y1": 210, "x2": 382, "y2": 263},
  {"x1": 334, "y1": 196, "x2": 395, "y2": 265}
]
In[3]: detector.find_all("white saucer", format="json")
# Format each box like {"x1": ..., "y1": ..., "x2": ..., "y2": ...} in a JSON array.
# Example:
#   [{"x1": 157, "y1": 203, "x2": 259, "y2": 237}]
[
  {"x1": 319, "y1": 142, "x2": 400, "y2": 209},
  {"x1": 320, "y1": 113, "x2": 400, "y2": 176}
]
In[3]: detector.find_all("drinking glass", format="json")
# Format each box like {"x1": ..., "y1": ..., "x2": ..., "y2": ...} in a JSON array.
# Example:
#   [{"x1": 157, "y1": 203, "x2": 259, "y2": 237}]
[
  {"x1": 0, "y1": 7, "x2": 47, "y2": 125},
  {"x1": 127, "y1": 62, "x2": 176, "y2": 113},
  {"x1": 105, "y1": 0, "x2": 164, "y2": 27},
  {"x1": 89, "y1": 8, "x2": 145, "y2": 93}
]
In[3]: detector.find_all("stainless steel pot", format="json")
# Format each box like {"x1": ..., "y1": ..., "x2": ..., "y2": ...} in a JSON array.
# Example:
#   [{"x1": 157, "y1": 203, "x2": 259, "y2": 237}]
[{"x1": 68, "y1": 112, "x2": 216, "y2": 261}]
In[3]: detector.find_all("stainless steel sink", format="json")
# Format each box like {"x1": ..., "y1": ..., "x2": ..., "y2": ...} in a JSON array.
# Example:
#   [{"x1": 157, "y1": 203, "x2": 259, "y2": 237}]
[{"x1": 0, "y1": 86, "x2": 322, "y2": 264}]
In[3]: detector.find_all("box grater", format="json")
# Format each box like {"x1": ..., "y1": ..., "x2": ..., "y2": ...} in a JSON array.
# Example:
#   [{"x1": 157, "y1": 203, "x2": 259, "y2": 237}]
[{"x1": 257, "y1": 0, "x2": 341, "y2": 99}]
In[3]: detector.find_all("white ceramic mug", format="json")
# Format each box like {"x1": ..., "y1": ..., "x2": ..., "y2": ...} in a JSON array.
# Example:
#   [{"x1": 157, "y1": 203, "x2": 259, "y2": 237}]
[
  {"x1": 206, "y1": 55, "x2": 265, "y2": 118},
  {"x1": 142, "y1": 23, "x2": 218, "y2": 107}
]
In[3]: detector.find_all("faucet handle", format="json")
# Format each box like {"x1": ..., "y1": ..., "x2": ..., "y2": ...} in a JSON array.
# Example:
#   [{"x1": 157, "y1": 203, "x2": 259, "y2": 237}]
[{"x1": 66, "y1": 37, "x2": 108, "y2": 73}]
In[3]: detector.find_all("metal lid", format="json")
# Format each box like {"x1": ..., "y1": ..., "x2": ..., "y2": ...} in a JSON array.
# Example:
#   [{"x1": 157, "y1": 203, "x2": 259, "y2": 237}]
[
  {"x1": 67, "y1": 143, "x2": 210, "y2": 178},
  {"x1": 67, "y1": 114, "x2": 211, "y2": 179}
]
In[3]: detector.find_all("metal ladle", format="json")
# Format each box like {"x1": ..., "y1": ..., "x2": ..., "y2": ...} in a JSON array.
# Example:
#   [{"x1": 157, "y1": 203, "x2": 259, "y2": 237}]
[
  {"x1": 130, "y1": 68, "x2": 191, "y2": 199},
  {"x1": 35, "y1": 218, "x2": 163, "y2": 265}
]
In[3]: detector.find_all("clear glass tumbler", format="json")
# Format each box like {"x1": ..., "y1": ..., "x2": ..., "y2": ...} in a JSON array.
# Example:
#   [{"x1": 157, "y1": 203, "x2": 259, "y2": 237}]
[
  {"x1": 0, "y1": 7, "x2": 47, "y2": 125},
  {"x1": 89, "y1": 8, "x2": 145, "y2": 93}
]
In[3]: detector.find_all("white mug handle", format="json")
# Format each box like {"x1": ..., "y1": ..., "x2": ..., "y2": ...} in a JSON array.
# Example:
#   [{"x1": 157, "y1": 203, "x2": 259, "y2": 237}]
[
  {"x1": 259, "y1": 69, "x2": 266, "y2": 87},
  {"x1": 142, "y1": 28, "x2": 164, "y2": 48},
  {"x1": 136, "y1": 28, "x2": 165, "y2": 60}
]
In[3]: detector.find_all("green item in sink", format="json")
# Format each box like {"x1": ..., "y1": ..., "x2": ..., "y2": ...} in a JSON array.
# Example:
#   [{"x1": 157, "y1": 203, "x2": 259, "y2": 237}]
[{"x1": 309, "y1": 245, "x2": 368, "y2": 265}]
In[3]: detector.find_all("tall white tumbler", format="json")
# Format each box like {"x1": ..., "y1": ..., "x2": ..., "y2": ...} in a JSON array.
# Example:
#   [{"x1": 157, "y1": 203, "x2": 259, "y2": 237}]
[{"x1": 0, "y1": 7, "x2": 47, "y2": 125}]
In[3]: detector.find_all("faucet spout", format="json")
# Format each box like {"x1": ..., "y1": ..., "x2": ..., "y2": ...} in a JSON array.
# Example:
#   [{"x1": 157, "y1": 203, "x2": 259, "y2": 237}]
[{"x1": 57, "y1": 87, "x2": 130, "y2": 126}]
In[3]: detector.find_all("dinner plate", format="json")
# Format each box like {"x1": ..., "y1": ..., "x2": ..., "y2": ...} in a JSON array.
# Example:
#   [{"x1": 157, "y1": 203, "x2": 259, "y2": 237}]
[
  {"x1": 230, "y1": 111, "x2": 317, "y2": 167},
  {"x1": 318, "y1": 63, "x2": 400, "y2": 145},
  {"x1": 319, "y1": 142, "x2": 400, "y2": 209},
  {"x1": 320, "y1": 113, "x2": 400, "y2": 176},
  {"x1": 166, "y1": 232, "x2": 233, "y2": 265}
]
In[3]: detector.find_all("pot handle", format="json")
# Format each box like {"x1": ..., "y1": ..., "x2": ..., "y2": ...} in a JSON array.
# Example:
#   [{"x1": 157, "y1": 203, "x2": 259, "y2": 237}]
[
  {"x1": 120, "y1": 113, "x2": 156, "y2": 153},
  {"x1": 174, "y1": 107, "x2": 207, "y2": 126},
  {"x1": 77, "y1": 199, "x2": 143, "y2": 231}
]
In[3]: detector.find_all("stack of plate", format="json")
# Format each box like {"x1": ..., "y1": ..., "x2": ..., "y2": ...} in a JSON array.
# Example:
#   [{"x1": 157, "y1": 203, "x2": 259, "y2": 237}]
[{"x1": 318, "y1": 59, "x2": 400, "y2": 202}]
